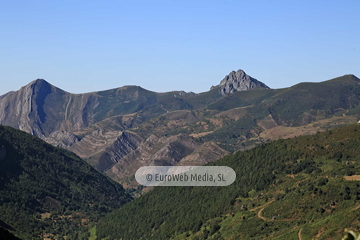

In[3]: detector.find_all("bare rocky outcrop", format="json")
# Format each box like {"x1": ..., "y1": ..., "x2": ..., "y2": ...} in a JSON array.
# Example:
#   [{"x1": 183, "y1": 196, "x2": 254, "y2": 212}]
[
  {"x1": 106, "y1": 134, "x2": 228, "y2": 187},
  {"x1": 44, "y1": 130, "x2": 80, "y2": 148},
  {"x1": 95, "y1": 131, "x2": 144, "y2": 171},
  {"x1": 212, "y1": 69, "x2": 270, "y2": 96},
  {"x1": 106, "y1": 134, "x2": 200, "y2": 184}
]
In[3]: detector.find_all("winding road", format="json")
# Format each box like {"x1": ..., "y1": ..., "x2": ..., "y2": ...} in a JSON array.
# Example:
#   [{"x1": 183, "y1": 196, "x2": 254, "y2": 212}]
[
  {"x1": 251, "y1": 199, "x2": 302, "y2": 239},
  {"x1": 298, "y1": 228, "x2": 303, "y2": 240}
]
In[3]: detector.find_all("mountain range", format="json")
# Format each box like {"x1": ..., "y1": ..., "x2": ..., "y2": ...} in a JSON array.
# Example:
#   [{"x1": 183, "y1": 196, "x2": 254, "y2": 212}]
[
  {"x1": 1, "y1": 68, "x2": 360, "y2": 239},
  {"x1": 0, "y1": 70, "x2": 359, "y2": 188}
]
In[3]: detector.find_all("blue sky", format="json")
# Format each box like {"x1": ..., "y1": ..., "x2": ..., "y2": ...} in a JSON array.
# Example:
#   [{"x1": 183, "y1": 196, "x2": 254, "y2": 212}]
[{"x1": 0, "y1": 0, "x2": 359, "y2": 95}]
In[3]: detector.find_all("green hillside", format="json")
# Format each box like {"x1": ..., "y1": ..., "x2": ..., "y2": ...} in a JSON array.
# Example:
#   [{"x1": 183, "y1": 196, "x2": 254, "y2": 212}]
[
  {"x1": 202, "y1": 74, "x2": 360, "y2": 151},
  {"x1": 125, "y1": 75, "x2": 360, "y2": 154},
  {"x1": 0, "y1": 125, "x2": 132, "y2": 240},
  {"x1": 96, "y1": 123, "x2": 360, "y2": 239}
]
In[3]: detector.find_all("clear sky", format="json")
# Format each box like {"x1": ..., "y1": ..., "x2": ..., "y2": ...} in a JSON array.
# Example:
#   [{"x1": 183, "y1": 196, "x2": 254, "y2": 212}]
[{"x1": 0, "y1": 0, "x2": 359, "y2": 95}]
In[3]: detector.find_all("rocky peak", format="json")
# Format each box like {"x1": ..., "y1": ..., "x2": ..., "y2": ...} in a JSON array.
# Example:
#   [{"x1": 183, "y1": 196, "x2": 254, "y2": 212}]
[
  {"x1": 0, "y1": 79, "x2": 67, "y2": 138},
  {"x1": 26, "y1": 79, "x2": 53, "y2": 94},
  {"x1": 28, "y1": 78, "x2": 49, "y2": 85},
  {"x1": 214, "y1": 69, "x2": 270, "y2": 96},
  {"x1": 25, "y1": 78, "x2": 49, "y2": 90}
]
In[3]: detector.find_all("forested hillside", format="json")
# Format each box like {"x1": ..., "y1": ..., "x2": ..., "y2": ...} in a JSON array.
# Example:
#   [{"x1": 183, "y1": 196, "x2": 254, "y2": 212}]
[
  {"x1": 96, "y1": 123, "x2": 360, "y2": 239},
  {"x1": 0, "y1": 125, "x2": 132, "y2": 239}
]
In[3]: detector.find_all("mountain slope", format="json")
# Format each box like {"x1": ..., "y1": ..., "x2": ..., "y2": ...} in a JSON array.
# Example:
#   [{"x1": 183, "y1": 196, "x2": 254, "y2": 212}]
[
  {"x1": 0, "y1": 79, "x2": 223, "y2": 139},
  {"x1": 0, "y1": 81, "x2": 160, "y2": 137},
  {"x1": 0, "y1": 78, "x2": 230, "y2": 175},
  {"x1": 0, "y1": 68, "x2": 269, "y2": 141},
  {"x1": 82, "y1": 74, "x2": 360, "y2": 182},
  {"x1": 0, "y1": 125, "x2": 132, "y2": 239},
  {"x1": 105, "y1": 133, "x2": 229, "y2": 188},
  {"x1": 200, "y1": 74, "x2": 360, "y2": 151},
  {"x1": 1, "y1": 72, "x2": 360, "y2": 189},
  {"x1": 126, "y1": 74, "x2": 360, "y2": 154},
  {"x1": 96, "y1": 123, "x2": 360, "y2": 240}
]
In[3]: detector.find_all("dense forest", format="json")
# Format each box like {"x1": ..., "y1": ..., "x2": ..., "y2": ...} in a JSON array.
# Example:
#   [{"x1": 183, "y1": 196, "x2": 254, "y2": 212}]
[{"x1": 0, "y1": 125, "x2": 132, "y2": 239}]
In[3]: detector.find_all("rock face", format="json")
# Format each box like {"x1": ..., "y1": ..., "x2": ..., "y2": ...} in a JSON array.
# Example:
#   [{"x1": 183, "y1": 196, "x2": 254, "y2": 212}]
[
  {"x1": 215, "y1": 69, "x2": 270, "y2": 96},
  {"x1": 105, "y1": 134, "x2": 229, "y2": 187},
  {"x1": 0, "y1": 79, "x2": 164, "y2": 139},
  {"x1": 0, "y1": 79, "x2": 59, "y2": 137},
  {"x1": 96, "y1": 131, "x2": 144, "y2": 171},
  {"x1": 107, "y1": 134, "x2": 199, "y2": 180}
]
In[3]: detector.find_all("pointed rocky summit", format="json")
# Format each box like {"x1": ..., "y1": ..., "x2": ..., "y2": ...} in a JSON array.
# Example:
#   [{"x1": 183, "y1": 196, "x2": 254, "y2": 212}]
[{"x1": 213, "y1": 69, "x2": 270, "y2": 96}]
